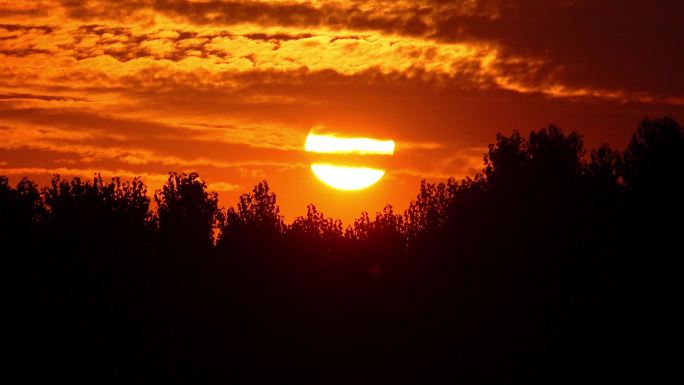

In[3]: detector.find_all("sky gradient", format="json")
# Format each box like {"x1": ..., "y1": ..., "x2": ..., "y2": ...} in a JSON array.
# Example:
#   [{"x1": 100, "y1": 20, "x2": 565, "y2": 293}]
[{"x1": 1, "y1": 0, "x2": 683, "y2": 222}]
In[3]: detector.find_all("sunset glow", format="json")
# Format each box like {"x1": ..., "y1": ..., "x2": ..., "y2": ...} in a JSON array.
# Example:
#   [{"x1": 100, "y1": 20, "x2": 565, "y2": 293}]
[
  {"x1": 0, "y1": 0, "x2": 682, "y2": 221},
  {"x1": 3, "y1": 1, "x2": 681, "y2": 381}
]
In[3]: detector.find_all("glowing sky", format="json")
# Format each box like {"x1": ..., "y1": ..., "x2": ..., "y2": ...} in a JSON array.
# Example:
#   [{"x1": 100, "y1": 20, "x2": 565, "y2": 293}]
[{"x1": 1, "y1": 0, "x2": 683, "y2": 222}]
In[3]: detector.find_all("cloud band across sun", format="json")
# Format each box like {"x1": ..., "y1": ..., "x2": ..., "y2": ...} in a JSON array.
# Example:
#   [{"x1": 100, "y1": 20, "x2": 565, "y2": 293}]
[{"x1": 305, "y1": 127, "x2": 395, "y2": 191}]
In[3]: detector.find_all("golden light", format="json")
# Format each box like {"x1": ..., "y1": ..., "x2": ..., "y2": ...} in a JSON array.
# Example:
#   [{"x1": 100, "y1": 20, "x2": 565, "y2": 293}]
[{"x1": 305, "y1": 127, "x2": 394, "y2": 191}]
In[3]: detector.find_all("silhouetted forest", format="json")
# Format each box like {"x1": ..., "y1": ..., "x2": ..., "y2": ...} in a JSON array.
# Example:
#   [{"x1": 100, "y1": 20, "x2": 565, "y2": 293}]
[{"x1": 3, "y1": 117, "x2": 682, "y2": 384}]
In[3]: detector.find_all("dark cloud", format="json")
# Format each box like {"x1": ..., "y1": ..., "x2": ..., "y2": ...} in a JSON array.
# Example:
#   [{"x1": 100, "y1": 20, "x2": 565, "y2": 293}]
[
  {"x1": 430, "y1": 0, "x2": 684, "y2": 98},
  {"x1": 92, "y1": 68, "x2": 684, "y2": 148},
  {"x1": 244, "y1": 32, "x2": 315, "y2": 42},
  {"x1": 0, "y1": 93, "x2": 87, "y2": 102},
  {"x1": 0, "y1": 24, "x2": 55, "y2": 34},
  {"x1": 0, "y1": 102, "x2": 304, "y2": 164},
  {"x1": 0, "y1": 7, "x2": 49, "y2": 18},
  {"x1": 0, "y1": 105, "x2": 197, "y2": 141},
  {"x1": 0, "y1": 48, "x2": 52, "y2": 56}
]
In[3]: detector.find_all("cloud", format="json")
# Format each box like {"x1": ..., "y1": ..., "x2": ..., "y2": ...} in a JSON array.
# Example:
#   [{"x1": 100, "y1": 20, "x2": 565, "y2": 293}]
[
  {"x1": 0, "y1": 93, "x2": 87, "y2": 102},
  {"x1": 429, "y1": 0, "x2": 684, "y2": 100},
  {"x1": 4, "y1": 1, "x2": 683, "y2": 104},
  {"x1": 207, "y1": 181, "x2": 240, "y2": 192}
]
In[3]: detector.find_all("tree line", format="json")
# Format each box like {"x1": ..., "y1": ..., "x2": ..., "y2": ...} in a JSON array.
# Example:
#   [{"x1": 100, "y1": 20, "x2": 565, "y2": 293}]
[{"x1": 3, "y1": 117, "x2": 682, "y2": 384}]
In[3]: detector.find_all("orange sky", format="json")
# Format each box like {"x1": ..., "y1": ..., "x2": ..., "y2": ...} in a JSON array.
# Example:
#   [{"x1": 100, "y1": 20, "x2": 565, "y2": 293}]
[{"x1": 1, "y1": 0, "x2": 683, "y2": 223}]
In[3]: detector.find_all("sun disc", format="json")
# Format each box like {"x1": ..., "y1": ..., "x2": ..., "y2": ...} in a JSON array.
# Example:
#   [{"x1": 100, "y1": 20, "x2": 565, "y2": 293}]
[
  {"x1": 305, "y1": 133, "x2": 395, "y2": 155},
  {"x1": 310, "y1": 163, "x2": 386, "y2": 191},
  {"x1": 305, "y1": 128, "x2": 393, "y2": 191}
]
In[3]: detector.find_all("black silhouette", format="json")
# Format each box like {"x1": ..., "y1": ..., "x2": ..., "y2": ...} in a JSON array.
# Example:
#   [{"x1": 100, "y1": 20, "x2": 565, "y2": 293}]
[{"x1": 4, "y1": 117, "x2": 682, "y2": 384}]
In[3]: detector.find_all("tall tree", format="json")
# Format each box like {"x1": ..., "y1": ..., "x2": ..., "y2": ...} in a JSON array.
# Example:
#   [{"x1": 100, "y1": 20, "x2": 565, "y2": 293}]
[{"x1": 154, "y1": 172, "x2": 222, "y2": 251}]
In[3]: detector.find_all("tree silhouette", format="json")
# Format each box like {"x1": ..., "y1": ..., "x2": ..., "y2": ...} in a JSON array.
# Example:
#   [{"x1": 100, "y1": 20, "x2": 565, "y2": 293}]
[
  {"x1": 43, "y1": 173, "x2": 150, "y2": 239},
  {"x1": 218, "y1": 180, "x2": 284, "y2": 250},
  {"x1": 621, "y1": 116, "x2": 684, "y2": 192},
  {"x1": 618, "y1": 117, "x2": 684, "y2": 370},
  {"x1": 154, "y1": 172, "x2": 221, "y2": 251},
  {"x1": 1, "y1": 176, "x2": 43, "y2": 244},
  {"x1": 587, "y1": 143, "x2": 621, "y2": 187},
  {"x1": 403, "y1": 179, "x2": 455, "y2": 240},
  {"x1": 4, "y1": 117, "x2": 682, "y2": 384},
  {"x1": 289, "y1": 204, "x2": 344, "y2": 249}
]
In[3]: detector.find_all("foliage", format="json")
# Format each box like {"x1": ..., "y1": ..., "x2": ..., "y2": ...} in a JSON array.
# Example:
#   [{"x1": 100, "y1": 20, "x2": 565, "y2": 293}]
[
  {"x1": 218, "y1": 180, "x2": 284, "y2": 247},
  {"x1": 154, "y1": 172, "x2": 221, "y2": 248},
  {"x1": 4, "y1": 117, "x2": 682, "y2": 384}
]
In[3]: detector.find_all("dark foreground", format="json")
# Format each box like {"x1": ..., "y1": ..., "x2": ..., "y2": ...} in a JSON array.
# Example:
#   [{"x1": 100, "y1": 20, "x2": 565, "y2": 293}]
[{"x1": 3, "y1": 117, "x2": 682, "y2": 384}]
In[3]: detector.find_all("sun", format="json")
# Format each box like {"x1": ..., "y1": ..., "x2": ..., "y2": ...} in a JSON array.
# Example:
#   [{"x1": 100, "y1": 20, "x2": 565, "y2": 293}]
[
  {"x1": 305, "y1": 127, "x2": 395, "y2": 191},
  {"x1": 310, "y1": 164, "x2": 386, "y2": 191}
]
